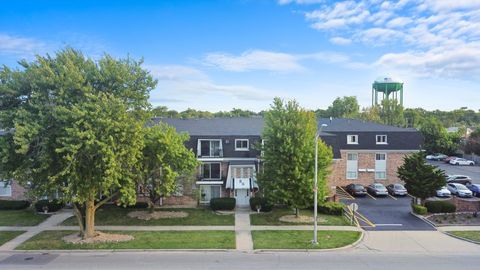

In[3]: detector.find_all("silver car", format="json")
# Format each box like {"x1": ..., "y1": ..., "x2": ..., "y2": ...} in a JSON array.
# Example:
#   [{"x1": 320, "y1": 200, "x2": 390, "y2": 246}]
[
  {"x1": 386, "y1": 184, "x2": 408, "y2": 196},
  {"x1": 436, "y1": 186, "x2": 451, "y2": 197},
  {"x1": 367, "y1": 183, "x2": 388, "y2": 196},
  {"x1": 447, "y1": 183, "x2": 473, "y2": 198}
]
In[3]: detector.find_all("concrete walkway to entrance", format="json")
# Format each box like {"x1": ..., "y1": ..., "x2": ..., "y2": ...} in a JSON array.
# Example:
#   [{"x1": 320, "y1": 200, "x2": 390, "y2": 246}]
[
  {"x1": 235, "y1": 208, "x2": 254, "y2": 252},
  {"x1": 0, "y1": 211, "x2": 73, "y2": 251}
]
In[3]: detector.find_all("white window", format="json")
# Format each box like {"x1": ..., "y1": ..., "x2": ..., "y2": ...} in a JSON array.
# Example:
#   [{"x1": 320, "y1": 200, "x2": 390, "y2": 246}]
[
  {"x1": 346, "y1": 153, "x2": 358, "y2": 179},
  {"x1": 235, "y1": 139, "x2": 249, "y2": 151},
  {"x1": 0, "y1": 181, "x2": 12, "y2": 197},
  {"x1": 375, "y1": 153, "x2": 387, "y2": 180},
  {"x1": 198, "y1": 139, "x2": 223, "y2": 157},
  {"x1": 376, "y1": 135, "x2": 388, "y2": 144},
  {"x1": 201, "y1": 163, "x2": 222, "y2": 180},
  {"x1": 347, "y1": 135, "x2": 358, "y2": 144}
]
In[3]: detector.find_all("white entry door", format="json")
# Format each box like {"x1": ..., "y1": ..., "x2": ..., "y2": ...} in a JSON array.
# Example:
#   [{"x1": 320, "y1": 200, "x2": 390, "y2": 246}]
[{"x1": 235, "y1": 189, "x2": 250, "y2": 206}]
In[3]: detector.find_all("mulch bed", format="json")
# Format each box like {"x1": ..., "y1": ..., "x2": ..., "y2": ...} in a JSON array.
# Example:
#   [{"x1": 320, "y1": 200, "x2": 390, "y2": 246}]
[{"x1": 427, "y1": 212, "x2": 480, "y2": 226}]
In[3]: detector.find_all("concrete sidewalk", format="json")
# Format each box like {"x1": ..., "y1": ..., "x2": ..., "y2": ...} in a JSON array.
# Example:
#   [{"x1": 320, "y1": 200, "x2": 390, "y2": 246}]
[
  {"x1": 0, "y1": 211, "x2": 73, "y2": 251},
  {"x1": 354, "y1": 230, "x2": 480, "y2": 254},
  {"x1": 251, "y1": 225, "x2": 362, "y2": 231},
  {"x1": 437, "y1": 226, "x2": 480, "y2": 231},
  {"x1": 50, "y1": 225, "x2": 235, "y2": 231},
  {"x1": 235, "y1": 208, "x2": 253, "y2": 252}
]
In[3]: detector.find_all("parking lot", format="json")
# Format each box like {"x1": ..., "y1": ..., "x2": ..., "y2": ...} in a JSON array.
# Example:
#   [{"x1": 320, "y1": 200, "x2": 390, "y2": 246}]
[
  {"x1": 341, "y1": 195, "x2": 435, "y2": 231},
  {"x1": 428, "y1": 160, "x2": 480, "y2": 184}
]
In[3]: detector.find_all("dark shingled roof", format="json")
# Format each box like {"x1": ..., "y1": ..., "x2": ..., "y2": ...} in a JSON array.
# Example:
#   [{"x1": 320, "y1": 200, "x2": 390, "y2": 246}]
[{"x1": 155, "y1": 117, "x2": 418, "y2": 136}]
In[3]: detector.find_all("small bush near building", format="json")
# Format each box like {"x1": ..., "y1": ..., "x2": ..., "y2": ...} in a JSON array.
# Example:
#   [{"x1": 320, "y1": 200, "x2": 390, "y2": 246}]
[
  {"x1": 210, "y1": 198, "x2": 236, "y2": 211},
  {"x1": 0, "y1": 200, "x2": 31, "y2": 210},
  {"x1": 249, "y1": 197, "x2": 273, "y2": 212},
  {"x1": 317, "y1": 202, "x2": 344, "y2": 216},
  {"x1": 126, "y1": 202, "x2": 149, "y2": 209},
  {"x1": 412, "y1": 204, "x2": 427, "y2": 215},
  {"x1": 425, "y1": 201, "x2": 456, "y2": 213},
  {"x1": 34, "y1": 200, "x2": 65, "y2": 213}
]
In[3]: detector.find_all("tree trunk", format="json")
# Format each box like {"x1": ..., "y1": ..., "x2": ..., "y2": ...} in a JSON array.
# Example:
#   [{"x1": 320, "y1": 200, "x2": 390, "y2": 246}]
[
  {"x1": 295, "y1": 208, "x2": 299, "y2": 217},
  {"x1": 84, "y1": 199, "x2": 96, "y2": 239},
  {"x1": 73, "y1": 203, "x2": 85, "y2": 237}
]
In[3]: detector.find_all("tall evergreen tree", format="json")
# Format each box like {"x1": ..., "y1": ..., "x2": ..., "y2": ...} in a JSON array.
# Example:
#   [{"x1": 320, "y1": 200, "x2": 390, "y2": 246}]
[
  {"x1": 258, "y1": 98, "x2": 333, "y2": 216},
  {"x1": 397, "y1": 151, "x2": 446, "y2": 205}
]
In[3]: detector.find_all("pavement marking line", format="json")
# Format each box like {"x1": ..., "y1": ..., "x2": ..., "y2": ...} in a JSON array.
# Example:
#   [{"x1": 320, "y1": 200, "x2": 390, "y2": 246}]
[
  {"x1": 388, "y1": 194, "x2": 398, "y2": 200},
  {"x1": 354, "y1": 211, "x2": 376, "y2": 227},
  {"x1": 337, "y1": 186, "x2": 356, "y2": 200},
  {"x1": 366, "y1": 193, "x2": 377, "y2": 200}
]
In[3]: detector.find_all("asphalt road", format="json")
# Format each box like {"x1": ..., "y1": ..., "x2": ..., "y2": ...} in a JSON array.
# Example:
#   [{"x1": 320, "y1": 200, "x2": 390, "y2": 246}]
[
  {"x1": 343, "y1": 196, "x2": 434, "y2": 231},
  {"x1": 0, "y1": 251, "x2": 479, "y2": 270},
  {"x1": 428, "y1": 160, "x2": 480, "y2": 184}
]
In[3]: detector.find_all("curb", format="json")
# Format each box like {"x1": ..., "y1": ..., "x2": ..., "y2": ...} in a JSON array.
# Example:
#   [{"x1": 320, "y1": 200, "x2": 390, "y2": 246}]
[
  {"x1": 254, "y1": 231, "x2": 364, "y2": 253},
  {"x1": 442, "y1": 231, "x2": 480, "y2": 245},
  {"x1": 409, "y1": 212, "x2": 437, "y2": 229}
]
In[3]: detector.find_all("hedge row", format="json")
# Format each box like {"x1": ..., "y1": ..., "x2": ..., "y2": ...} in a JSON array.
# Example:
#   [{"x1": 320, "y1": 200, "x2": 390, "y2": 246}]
[
  {"x1": 425, "y1": 201, "x2": 456, "y2": 213},
  {"x1": 317, "y1": 202, "x2": 344, "y2": 216},
  {"x1": 0, "y1": 200, "x2": 31, "y2": 210},
  {"x1": 210, "y1": 197, "x2": 236, "y2": 211},
  {"x1": 34, "y1": 199, "x2": 65, "y2": 213},
  {"x1": 411, "y1": 204, "x2": 427, "y2": 215},
  {"x1": 249, "y1": 197, "x2": 273, "y2": 212}
]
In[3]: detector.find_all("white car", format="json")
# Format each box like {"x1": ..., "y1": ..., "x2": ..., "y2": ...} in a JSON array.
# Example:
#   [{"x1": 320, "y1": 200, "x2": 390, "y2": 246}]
[
  {"x1": 449, "y1": 158, "x2": 475, "y2": 166},
  {"x1": 426, "y1": 153, "x2": 448, "y2": 161},
  {"x1": 436, "y1": 186, "x2": 451, "y2": 197},
  {"x1": 447, "y1": 183, "x2": 473, "y2": 198}
]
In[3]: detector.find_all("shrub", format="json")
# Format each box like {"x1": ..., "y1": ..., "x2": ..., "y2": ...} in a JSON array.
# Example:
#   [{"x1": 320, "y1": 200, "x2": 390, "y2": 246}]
[
  {"x1": 249, "y1": 197, "x2": 273, "y2": 212},
  {"x1": 0, "y1": 200, "x2": 31, "y2": 210},
  {"x1": 210, "y1": 197, "x2": 236, "y2": 211},
  {"x1": 34, "y1": 199, "x2": 64, "y2": 213},
  {"x1": 425, "y1": 201, "x2": 456, "y2": 213},
  {"x1": 317, "y1": 202, "x2": 344, "y2": 216},
  {"x1": 412, "y1": 204, "x2": 427, "y2": 215}
]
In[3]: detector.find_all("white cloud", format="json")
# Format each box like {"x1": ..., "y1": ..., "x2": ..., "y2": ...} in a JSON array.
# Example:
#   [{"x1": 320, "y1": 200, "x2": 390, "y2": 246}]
[
  {"x1": 278, "y1": 0, "x2": 324, "y2": 5},
  {"x1": 0, "y1": 33, "x2": 45, "y2": 57},
  {"x1": 202, "y1": 50, "x2": 303, "y2": 72},
  {"x1": 329, "y1": 36, "x2": 352, "y2": 45},
  {"x1": 147, "y1": 64, "x2": 275, "y2": 102},
  {"x1": 290, "y1": 0, "x2": 480, "y2": 78}
]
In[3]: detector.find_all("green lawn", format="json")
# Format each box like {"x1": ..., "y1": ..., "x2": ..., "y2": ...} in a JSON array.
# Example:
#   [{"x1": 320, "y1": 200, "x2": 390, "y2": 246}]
[
  {"x1": 250, "y1": 208, "x2": 349, "y2": 226},
  {"x1": 252, "y1": 230, "x2": 361, "y2": 250},
  {"x1": 0, "y1": 231, "x2": 25, "y2": 245},
  {"x1": 449, "y1": 231, "x2": 480, "y2": 243},
  {"x1": 0, "y1": 210, "x2": 49, "y2": 226},
  {"x1": 17, "y1": 230, "x2": 235, "y2": 250},
  {"x1": 62, "y1": 207, "x2": 234, "y2": 226}
]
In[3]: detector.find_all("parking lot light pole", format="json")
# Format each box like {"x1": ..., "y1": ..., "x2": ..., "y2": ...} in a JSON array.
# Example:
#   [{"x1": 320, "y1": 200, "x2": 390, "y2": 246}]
[{"x1": 313, "y1": 124, "x2": 327, "y2": 245}]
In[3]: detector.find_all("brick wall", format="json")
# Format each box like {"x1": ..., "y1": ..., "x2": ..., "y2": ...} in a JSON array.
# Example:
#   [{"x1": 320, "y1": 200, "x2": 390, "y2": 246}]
[
  {"x1": 327, "y1": 150, "x2": 411, "y2": 188},
  {"x1": 451, "y1": 197, "x2": 480, "y2": 212},
  {"x1": 0, "y1": 180, "x2": 27, "y2": 201}
]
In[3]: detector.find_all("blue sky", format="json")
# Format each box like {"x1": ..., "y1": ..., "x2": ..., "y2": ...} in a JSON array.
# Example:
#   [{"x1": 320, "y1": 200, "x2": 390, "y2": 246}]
[{"x1": 1, "y1": 0, "x2": 479, "y2": 112}]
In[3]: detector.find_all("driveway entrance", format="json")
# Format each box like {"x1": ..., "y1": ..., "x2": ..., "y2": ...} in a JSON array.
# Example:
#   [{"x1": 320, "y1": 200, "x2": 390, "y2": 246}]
[{"x1": 342, "y1": 196, "x2": 435, "y2": 231}]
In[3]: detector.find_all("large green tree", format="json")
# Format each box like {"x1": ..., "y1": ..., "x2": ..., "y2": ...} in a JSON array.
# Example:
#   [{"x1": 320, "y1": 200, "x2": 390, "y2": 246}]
[
  {"x1": 326, "y1": 96, "x2": 360, "y2": 118},
  {"x1": 378, "y1": 99, "x2": 405, "y2": 126},
  {"x1": 258, "y1": 98, "x2": 333, "y2": 216},
  {"x1": 397, "y1": 151, "x2": 446, "y2": 205},
  {"x1": 0, "y1": 49, "x2": 156, "y2": 239},
  {"x1": 138, "y1": 122, "x2": 198, "y2": 211},
  {"x1": 464, "y1": 128, "x2": 480, "y2": 155},
  {"x1": 420, "y1": 117, "x2": 461, "y2": 155}
]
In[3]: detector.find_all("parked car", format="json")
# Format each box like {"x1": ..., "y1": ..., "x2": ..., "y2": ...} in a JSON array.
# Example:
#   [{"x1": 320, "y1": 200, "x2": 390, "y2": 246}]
[
  {"x1": 345, "y1": 183, "x2": 367, "y2": 197},
  {"x1": 466, "y1": 183, "x2": 480, "y2": 197},
  {"x1": 436, "y1": 186, "x2": 451, "y2": 197},
  {"x1": 386, "y1": 184, "x2": 408, "y2": 196},
  {"x1": 444, "y1": 156, "x2": 458, "y2": 163},
  {"x1": 447, "y1": 175, "x2": 472, "y2": 185},
  {"x1": 449, "y1": 158, "x2": 475, "y2": 166},
  {"x1": 426, "y1": 153, "x2": 448, "y2": 161},
  {"x1": 367, "y1": 183, "x2": 388, "y2": 196},
  {"x1": 447, "y1": 183, "x2": 473, "y2": 198}
]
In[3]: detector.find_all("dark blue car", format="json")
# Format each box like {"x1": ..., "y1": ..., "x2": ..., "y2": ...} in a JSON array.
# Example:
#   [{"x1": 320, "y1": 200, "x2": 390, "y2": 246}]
[{"x1": 466, "y1": 184, "x2": 480, "y2": 197}]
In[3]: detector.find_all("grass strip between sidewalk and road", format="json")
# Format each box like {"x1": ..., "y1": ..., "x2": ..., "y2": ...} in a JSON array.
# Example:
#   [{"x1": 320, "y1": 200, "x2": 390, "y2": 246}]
[
  {"x1": 61, "y1": 207, "x2": 234, "y2": 226},
  {"x1": 0, "y1": 231, "x2": 26, "y2": 245},
  {"x1": 448, "y1": 231, "x2": 480, "y2": 243},
  {"x1": 0, "y1": 210, "x2": 49, "y2": 226},
  {"x1": 250, "y1": 208, "x2": 349, "y2": 226},
  {"x1": 252, "y1": 230, "x2": 361, "y2": 250},
  {"x1": 16, "y1": 230, "x2": 235, "y2": 250}
]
